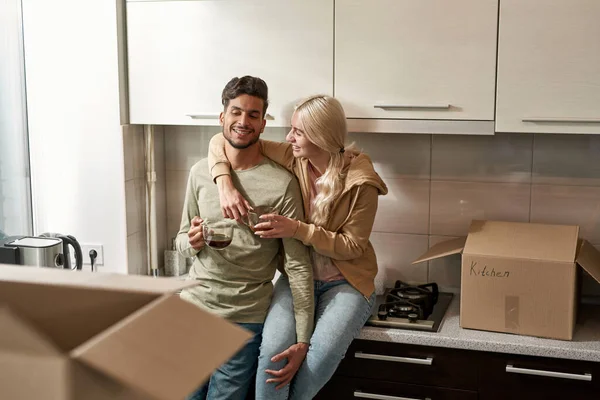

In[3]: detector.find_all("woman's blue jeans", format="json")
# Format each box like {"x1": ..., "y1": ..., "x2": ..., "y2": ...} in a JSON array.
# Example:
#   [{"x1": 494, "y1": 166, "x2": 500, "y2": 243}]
[{"x1": 255, "y1": 277, "x2": 376, "y2": 400}]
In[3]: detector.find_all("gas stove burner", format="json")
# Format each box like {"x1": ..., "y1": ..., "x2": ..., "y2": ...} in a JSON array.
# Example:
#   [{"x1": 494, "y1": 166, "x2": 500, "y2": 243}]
[
  {"x1": 395, "y1": 288, "x2": 434, "y2": 305},
  {"x1": 390, "y1": 303, "x2": 424, "y2": 319},
  {"x1": 397, "y1": 288, "x2": 428, "y2": 301},
  {"x1": 378, "y1": 300, "x2": 425, "y2": 320},
  {"x1": 394, "y1": 304, "x2": 416, "y2": 313},
  {"x1": 392, "y1": 280, "x2": 439, "y2": 304}
]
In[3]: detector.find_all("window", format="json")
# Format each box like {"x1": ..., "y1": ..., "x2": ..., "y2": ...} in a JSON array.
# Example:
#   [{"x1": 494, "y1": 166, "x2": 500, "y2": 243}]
[{"x1": 0, "y1": 0, "x2": 33, "y2": 238}]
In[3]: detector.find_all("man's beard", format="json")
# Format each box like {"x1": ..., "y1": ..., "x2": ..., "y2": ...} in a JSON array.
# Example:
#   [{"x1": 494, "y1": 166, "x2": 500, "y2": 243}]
[{"x1": 224, "y1": 127, "x2": 260, "y2": 149}]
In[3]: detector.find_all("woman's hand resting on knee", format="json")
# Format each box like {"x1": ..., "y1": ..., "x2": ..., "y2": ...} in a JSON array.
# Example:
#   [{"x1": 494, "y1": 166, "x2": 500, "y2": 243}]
[{"x1": 264, "y1": 342, "x2": 309, "y2": 389}]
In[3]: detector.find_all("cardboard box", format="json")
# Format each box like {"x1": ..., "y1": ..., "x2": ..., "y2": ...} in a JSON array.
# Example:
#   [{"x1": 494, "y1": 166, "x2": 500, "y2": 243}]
[
  {"x1": 413, "y1": 220, "x2": 600, "y2": 340},
  {"x1": 0, "y1": 265, "x2": 251, "y2": 399}
]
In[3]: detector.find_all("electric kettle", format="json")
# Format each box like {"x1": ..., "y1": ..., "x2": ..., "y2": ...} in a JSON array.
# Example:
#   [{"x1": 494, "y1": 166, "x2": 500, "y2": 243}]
[
  {"x1": 0, "y1": 233, "x2": 83, "y2": 270},
  {"x1": 40, "y1": 232, "x2": 83, "y2": 270}
]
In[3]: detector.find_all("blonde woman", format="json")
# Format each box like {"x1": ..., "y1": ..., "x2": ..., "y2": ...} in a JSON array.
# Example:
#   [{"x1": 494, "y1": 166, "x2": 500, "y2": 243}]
[{"x1": 208, "y1": 95, "x2": 387, "y2": 400}]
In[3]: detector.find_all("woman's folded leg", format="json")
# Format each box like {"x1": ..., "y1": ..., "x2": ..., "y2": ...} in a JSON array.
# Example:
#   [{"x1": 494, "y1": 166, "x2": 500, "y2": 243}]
[
  {"x1": 289, "y1": 282, "x2": 375, "y2": 400},
  {"x1": 255, "y1": 277, "x2": 298, "y2": 400}
]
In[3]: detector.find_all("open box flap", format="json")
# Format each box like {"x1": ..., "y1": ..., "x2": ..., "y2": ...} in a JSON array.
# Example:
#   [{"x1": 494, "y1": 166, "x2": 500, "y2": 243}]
[
  {"x1": 412, "y1": 237, "x2": 467, "y2": 264},
  {"x1": 576, "y1": 239, "x2": 600, "y2": 284},
  {"x1": 463, "y1": 220, "x2": 578, "y2": 262},
  {"x1": 0, "y1": 277, "x2": 162, "y2": 353},
  {"x1": 71, "y1": 295, "x2": 252, "y2": 400},
  {"x1": 0, "y1": 264, "x2": 200, "y2": 294},
  {"x1": 0, "y1": 305, "x2": 60, "y2": 356}
]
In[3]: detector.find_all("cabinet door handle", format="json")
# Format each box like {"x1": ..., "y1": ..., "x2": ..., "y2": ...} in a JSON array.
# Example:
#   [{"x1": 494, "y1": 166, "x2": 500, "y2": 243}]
[
  {"x1": 522, "y1": 117, "x2": 600, "y2": 123},
  {"x1": 187, "y1": 113, "x2": 274, "y2": 120},
  {"x1": 374, "y1": 104, "x2": 451, "y2": 110},
  {"x1": 354, "y1": 391, "x2": 431, "y2": 400},
  {"x1": 506, "y1": 364, "x2": 592, "y2": 381},
  {"x1": 354, "y1": 351, "x2": 433, "y2": 366},
  {"x1": 187, "y1": 113, "x2": 220, "y2": 119}
]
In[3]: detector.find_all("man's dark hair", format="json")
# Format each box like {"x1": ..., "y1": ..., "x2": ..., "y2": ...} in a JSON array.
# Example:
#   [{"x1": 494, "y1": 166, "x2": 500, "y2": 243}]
[{"x1": 221, "y1": 76, "x2": 269, "y2": 117}]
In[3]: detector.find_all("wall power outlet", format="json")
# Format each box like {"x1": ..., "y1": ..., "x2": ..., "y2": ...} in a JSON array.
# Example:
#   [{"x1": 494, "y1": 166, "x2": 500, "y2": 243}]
[{"x1": 81, "y1": 244, "x2": 104, "y2": 266}]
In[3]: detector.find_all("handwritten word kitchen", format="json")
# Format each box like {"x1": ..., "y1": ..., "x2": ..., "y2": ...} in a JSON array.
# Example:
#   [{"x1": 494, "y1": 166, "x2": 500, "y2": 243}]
[{"x1": 469, "y1": 261, "x2": 510, "y2": 278}]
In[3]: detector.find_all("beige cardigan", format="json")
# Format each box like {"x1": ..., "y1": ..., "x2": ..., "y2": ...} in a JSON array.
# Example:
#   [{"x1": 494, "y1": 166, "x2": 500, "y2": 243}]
[{"x1": 209, "y1": 134, "x2": 388, "y2": 298}]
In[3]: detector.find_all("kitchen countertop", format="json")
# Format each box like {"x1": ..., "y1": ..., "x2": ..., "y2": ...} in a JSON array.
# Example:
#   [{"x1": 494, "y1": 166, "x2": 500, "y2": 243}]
[{"x1": 358, "y1": 295, "x2": 600, "y2": 363}]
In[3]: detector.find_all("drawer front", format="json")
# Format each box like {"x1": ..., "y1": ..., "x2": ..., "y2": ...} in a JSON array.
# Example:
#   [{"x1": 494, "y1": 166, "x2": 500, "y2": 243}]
[
  {"x1": 479, "y1": 352, "x2": 600, "y2": 399},
  {"x1": 316, "y1": 376, "x2": 478, "y2": 400},
  {"x1": 335, "y1": 340, "x2": 479, "y2": 390}
]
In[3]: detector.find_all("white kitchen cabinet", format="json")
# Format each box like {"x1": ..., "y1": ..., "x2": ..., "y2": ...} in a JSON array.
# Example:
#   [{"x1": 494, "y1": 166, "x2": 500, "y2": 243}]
[
  {"x1": 496, "y1": 0, "x2": 600, "y2": 134},
  {"x1": 335, "y1": 0, "x2": 498, "y2": 123},
  {"x1": 126, "y1": 0, "x2": 333, "y2": 127}
]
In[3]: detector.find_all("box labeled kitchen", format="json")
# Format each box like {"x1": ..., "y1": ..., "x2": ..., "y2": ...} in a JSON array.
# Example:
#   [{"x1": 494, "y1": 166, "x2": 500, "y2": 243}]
[
  {"x1": 413, "y1": 220, "x2": 600, "y2": 341},
  {"x1": 0, "y1": 265, "x2": 251, "y2": 400}
]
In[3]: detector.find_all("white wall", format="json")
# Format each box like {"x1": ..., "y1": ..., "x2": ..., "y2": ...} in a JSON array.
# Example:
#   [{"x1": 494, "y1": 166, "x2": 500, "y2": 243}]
[{"x1": 22, "y1": 0, "x2": 128, "y2": 273}]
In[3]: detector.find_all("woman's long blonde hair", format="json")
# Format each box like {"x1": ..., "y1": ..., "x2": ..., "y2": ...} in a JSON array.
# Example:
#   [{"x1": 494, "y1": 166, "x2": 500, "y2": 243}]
[{"x1": 294, "y1": 95, "x2": 359, "y2": 227}]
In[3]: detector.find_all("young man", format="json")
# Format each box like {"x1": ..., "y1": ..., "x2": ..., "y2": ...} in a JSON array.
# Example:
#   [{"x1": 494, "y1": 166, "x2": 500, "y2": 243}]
[{"x1": 176, "y1": 76, "x2": 314, "y2": 400}]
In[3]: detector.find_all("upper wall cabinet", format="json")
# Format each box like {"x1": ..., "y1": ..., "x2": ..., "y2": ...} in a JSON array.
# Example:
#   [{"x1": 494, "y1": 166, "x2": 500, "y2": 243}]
[
  {"x1": 335, "y1": 0, "x2": 498, "y2": 127},
  {"x1": 126, "y1": 0, "x2": 333, "y2": 127},
  {"x1": 496, "y1": 0, "x2": 600, "y2": 134}
]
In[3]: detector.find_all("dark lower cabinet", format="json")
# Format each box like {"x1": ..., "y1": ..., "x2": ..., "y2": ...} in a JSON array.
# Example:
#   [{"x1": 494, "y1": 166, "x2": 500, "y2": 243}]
[
  {"x1": 334, "y1": 339, "x2": 479, "y2": 391},
  {"x1": 316, "y1": 339, "x2": 600, "y2": 400},
  {"x1": 478, "y1": 351, "x2": 599, "y2": 400},
  {"x1": 316, "y1": 376, "x2": 478, "y2": 400}
]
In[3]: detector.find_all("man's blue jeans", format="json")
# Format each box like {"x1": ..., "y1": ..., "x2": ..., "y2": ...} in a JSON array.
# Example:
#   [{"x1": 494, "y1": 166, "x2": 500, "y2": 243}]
[
  {"x1": 187, "y1": 322, "x2": 263, "y2": 400},
  {"x1": 255, "y1": 277, "x2": 376, "y2": 400}
]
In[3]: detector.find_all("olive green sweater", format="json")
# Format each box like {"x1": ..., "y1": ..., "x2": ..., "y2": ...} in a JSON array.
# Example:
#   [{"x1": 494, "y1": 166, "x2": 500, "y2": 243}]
[{"x1": 176, "y1": 158, "x2": 314, "y2": 342}]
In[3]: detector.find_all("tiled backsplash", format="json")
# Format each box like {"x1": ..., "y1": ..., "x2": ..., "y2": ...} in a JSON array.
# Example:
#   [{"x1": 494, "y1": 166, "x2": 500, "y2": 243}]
[{"x1": 141, "y1": 126, "x2": 600, "y2": 296}]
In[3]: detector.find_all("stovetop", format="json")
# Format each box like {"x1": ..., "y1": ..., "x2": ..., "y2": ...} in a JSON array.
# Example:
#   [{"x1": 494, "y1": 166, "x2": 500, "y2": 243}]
[{"x1": 364, "y1": 280, "x2": 453, "y2": 332}]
